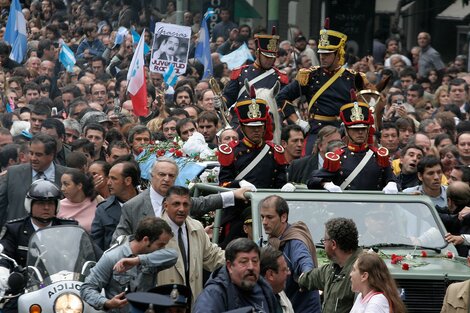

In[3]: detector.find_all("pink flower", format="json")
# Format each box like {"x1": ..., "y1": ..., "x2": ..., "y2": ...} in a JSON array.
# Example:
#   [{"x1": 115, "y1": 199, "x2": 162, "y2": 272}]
[{"x1": 447, "y1": 251, "x2": 454, "y2": 259}]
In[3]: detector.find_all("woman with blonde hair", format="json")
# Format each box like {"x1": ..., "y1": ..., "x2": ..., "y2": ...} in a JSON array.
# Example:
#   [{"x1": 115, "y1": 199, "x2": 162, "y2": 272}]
[
  {"x1": 349, "y1": 252, "x2": 407, "y2": 313},
  {"x1": 432, "y1": 85, "x2": 451, "y2": 112}
]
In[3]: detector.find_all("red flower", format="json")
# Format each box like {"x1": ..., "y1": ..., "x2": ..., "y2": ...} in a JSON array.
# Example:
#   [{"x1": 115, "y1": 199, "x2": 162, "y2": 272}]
[
  {"x1": 137, "y1": 147, "x2": 144, "y2": 154},
  {"x1": 391, "y1": 255, "x2": 403, "y2": 265},
  {"x1": 447, "y1": 251, "x2": 454, "y2": 259},
  {"x1": 174, "y1": 150, "x2": 183, "y2": 157},
  {"x1": 421, "y1": 251, "x2": 427, "y2": 257},
  {"x1": 157, "y1": 149, "x2": 165, "y2": 156},
  {"x1": 169, "y1": 148, "x2": 175, "y2": 153},
  {"x1": 402, "y1": 263, "x2": 409, "y2": 270}
]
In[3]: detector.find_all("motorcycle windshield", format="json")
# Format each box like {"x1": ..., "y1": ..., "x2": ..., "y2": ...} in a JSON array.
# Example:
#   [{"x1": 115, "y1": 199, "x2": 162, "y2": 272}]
[{"x1": 26, "y1": 225, "x2": 96, "y2": 285}]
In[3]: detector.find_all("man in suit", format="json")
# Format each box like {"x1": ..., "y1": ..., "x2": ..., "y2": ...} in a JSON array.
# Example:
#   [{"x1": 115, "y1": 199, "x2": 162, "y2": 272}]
[
  {"x1": 288, "y1": 125, "x2": 341, "y2": 184},
  {"x1": 154, "y1": 36, "x2": 181, "y2": 62},
  {"x1": 112, "y1": 157, "x2": 248, "y2": 241},
  {"x1": 158, "y1": 186, "x2": 225, "y2": 305},
  {"x1": 0, "y1": 134, "x2": 68, "y2": 226}
]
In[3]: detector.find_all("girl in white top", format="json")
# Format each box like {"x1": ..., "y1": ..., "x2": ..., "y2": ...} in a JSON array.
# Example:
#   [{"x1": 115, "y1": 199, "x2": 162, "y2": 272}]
[{"x1": 349, "y1": 252, "x2": 407, "y2": 313}]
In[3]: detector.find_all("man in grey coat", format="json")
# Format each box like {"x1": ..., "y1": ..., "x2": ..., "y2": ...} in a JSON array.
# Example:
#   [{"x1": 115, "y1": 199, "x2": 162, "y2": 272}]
[
  {"x1": 81, "y1": 217, "x2": 178, "y2": 312},
  {"x1": 112, "y1": 157, "x2": 249, "y2": 240},
  {"x1": 0, "y1": 134, "x2": 68, "y2": 226}
]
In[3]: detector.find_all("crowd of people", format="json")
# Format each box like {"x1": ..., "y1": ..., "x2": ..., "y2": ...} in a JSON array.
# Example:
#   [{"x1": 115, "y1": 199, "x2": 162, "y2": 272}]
[{"x1": 0, "y1": 0, "x2": 470, "y2": 312}]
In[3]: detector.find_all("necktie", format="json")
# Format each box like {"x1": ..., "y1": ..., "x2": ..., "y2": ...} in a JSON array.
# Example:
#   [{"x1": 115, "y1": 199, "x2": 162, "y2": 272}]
[
  {"x1": 178, "y1": 227, "x2": 187, "y2": 272},
  {"x1": 35, "y1": 171, "x2": 45, "y2": 180}
]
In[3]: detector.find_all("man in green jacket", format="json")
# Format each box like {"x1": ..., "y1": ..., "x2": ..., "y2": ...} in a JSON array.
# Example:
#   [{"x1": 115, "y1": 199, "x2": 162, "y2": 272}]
[{"x1": 298, "y1": 217, "x2": 362, "y2": 313}]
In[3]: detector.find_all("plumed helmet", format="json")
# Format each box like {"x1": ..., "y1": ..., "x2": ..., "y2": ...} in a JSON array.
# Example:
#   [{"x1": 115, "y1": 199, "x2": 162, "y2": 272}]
[{"x1": 24, "y1": 179, "x2": 62, "y2": 213}]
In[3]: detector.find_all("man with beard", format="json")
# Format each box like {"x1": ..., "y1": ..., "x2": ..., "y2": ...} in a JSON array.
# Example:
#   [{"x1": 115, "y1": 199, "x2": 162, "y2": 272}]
[
  {"x1": 307, "y1": 94, "x2": 397, "y2": 192},
  {"x1": 193, "y1": 238, "x2": 280, "y2": 313}
]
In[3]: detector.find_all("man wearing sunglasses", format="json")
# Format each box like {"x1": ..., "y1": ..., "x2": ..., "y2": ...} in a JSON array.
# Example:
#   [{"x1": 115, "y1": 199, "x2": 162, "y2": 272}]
[{"x1": 299, "y1": 218, "x2": 361, "y2": 313}]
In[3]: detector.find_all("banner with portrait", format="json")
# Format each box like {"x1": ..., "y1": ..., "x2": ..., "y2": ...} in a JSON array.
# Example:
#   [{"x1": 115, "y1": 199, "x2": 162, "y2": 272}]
[{"x1": 150, "y1": 22, "x2": 191, "y2": 75}]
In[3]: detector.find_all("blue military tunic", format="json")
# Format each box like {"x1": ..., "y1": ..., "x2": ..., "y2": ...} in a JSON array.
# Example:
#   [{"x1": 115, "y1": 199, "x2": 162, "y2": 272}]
[
  {"x1": 307, "y1": 145, "x2": 396, "y2": 191},
  {"x1": 276, "y1": 66, "x2": 364, "y2": 128},
  {"x1": 218, "y1": 139, "x2": 288, "y2": 189},
  {"x1": 223, "y1": 63, "x2": 289, "y2": 108}
]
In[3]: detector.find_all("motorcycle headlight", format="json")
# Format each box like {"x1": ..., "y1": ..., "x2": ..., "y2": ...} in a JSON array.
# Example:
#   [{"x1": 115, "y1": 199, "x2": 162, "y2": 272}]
[{"x1": 53, "y1": 292, "x2": 84, "y2": 313}]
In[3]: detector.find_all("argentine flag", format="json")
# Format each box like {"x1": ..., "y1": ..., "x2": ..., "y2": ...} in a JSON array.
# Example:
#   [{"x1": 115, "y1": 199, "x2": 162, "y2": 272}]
[
  {"x1": 131, "y1": 29, "x2": 150, "y2": 55},
  {"x1": 164, "y1": 64, "x2": 178, "y2": 87},
  {"x1": 195, "y1": 8, "x2": 215, "y2": 79},
  {"x1": 5, "y1": 0, "x2": 27, "y2": 63},
  {"x1": 220, "y1": 43, "x2": 254, "y2": 70},
  {"x1": 59, "y1": 42, "x2": 76, "y2": 72}
]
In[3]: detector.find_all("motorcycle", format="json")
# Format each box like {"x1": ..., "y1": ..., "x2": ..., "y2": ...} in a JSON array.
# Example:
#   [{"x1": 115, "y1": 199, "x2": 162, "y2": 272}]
[{"x1": 0, "y1": 225, "x2": 104, "y2": 313}]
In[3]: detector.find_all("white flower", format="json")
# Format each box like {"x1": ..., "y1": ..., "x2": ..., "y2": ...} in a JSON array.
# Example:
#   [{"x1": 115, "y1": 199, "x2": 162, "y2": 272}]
[{"x1": 405, "y1": 254, "x2": 413, "y2": 260}]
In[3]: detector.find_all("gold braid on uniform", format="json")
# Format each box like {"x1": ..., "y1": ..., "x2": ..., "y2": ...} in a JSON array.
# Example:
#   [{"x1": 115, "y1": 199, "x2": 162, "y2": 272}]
[{"x1": 338, "y1": 46, "x2": 346, "y2": 66}]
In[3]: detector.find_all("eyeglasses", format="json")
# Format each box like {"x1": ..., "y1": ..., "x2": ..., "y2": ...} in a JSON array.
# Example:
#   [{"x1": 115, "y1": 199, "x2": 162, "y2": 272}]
[
  {"x1": 320, "y1": 238, "x2": 332, "y2": 245},
  {"x1": 425, "y1": 106, "x2": 433, "y2": 111}
]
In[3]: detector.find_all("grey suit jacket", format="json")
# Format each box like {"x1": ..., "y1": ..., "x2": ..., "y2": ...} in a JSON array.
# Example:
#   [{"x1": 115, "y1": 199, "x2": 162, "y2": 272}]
[
  {"x1": 0, "y1": 163, "x2": 68, "y2": 226},
  {"x1": 111, "y1": 189, "x2": 224, "y2": 242}
]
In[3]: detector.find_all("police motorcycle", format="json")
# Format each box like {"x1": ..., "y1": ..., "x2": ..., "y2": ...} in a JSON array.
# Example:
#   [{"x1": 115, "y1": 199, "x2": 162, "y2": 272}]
[{"x1": 0, "y1": 225, "x2": 104, "y2": 313}]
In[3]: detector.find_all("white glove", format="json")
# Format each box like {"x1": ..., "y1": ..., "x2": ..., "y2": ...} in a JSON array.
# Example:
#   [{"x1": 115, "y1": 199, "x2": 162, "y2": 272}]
[
  {"x1": 295, "y1": 119, "x2": 310, "y2": 134},
  {"x1": 324, "y1": 182, "x2": 342, "y2": 193},
  {"x1": 0, "y1": 266, "x2": 10, "y2": 291},
  {"x1": 213, "y1": 95, "x2": 223, "y2": 109},
  {"x1": 382, "y1": 182, "x2": 398, "y2": 194},
  {"x1": 281, "y1": 183, "x2": 296, "y2": 192},
  {"x1": 239, "y1": 180, "x2": 257, "y2": 192}
]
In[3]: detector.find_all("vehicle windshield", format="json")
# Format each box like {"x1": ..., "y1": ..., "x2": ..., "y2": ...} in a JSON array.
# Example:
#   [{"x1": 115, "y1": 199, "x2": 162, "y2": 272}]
[
  {"x1": 26, "y1": 226, "x2": 96, "y2": 285},
  {"x1": 279, "y1": 200, "x2": 447, "y2": 249}
]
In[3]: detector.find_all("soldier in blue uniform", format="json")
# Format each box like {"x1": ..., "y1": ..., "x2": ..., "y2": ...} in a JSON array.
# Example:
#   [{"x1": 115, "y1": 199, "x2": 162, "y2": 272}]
[
  {"x1": 217, "y1": 91, "x2": 287, "y2": 248},
  {"x1": 276, "y1": 19, "x2": 367, "y2": 155},
  {"x1": 216, "y1": 27, "x2": 289, "y2": 130},
  {"x1": 218, "y1": 89, "x2": 287, "y2": 189},
  {"x1": 307, "y1": 93, "x2": 398, "y2": 193}
]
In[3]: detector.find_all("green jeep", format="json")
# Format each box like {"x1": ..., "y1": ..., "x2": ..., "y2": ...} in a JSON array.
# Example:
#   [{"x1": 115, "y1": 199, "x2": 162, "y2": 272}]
[{"x1": 192, "y1": 184, "x2": 470, "y2": 313}]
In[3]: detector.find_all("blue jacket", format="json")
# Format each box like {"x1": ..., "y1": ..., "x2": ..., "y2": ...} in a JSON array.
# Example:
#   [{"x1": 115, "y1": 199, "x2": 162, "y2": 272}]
[
  {"x1": 91, "y1": 196, "x2": 122, "y2": 251},
  {"x1": 193, "y1": 265, "x2": 280, "y2": 313},
  {"x1": 282, "y1": 238, "x2": 321, "y2": 313}
]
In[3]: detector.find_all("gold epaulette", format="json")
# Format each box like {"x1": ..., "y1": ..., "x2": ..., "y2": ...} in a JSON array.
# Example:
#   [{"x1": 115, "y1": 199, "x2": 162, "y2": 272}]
[{"x1": 295, "y1": 68, "x2": 312, "y2": 86}]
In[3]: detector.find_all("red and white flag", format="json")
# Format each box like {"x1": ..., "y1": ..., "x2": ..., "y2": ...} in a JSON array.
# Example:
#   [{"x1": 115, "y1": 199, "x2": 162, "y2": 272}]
[{"x1": 127, "y1": 30, "x2": 148, "y2": 117}]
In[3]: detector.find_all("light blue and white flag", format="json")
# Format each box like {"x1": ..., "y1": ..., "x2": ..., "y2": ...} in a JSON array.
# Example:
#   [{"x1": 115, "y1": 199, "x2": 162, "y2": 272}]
[
  {"x1": 5, "y1": 0, "x2": 27, "y2": 63},
  {"x1": 131, "y1": 28, "x2": 150, "y2": 55},
  {"x1": 59, "y1": 42, "x2": 76, "y2": 72},
  {"x1": 114, "y1": 27, "x2": 129, "y2": 47},
  {"x1": 220, "y1": 43, "x2": 254, "y2": 70},
  {"x1": 195, "y1": 8, "x2": 215, "y2": 79},
  {"x1": 163, "y1": 63, "x2": 178, "y2": 87}
]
